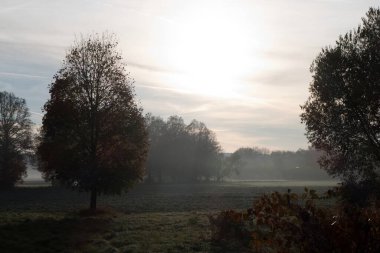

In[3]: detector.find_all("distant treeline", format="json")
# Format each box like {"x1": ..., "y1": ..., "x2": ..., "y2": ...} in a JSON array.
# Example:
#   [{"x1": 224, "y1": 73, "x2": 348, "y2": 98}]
[
  {"x1": 228, "y1": 147, "x2": 332, "y2": 181},
  {"x1": 145, "y1": 114, "x2": 223, "y2": 183},
  {"x1": 145, "y1": 114, "x2": 331, "y2": 183}
]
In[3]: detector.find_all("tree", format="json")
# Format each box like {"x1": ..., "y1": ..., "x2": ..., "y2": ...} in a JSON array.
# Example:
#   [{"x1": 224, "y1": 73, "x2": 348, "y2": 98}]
[
  {"x1": 187, "y1": 119, "x2": 222, "y2": 181},
  {"x1": 0, "y1": 91, "x2": 32, "y2": 189},
  {"x1": 37, "y1": 33, "x2": 148, "y2": 210},
  {"x1": 164, "y1": 115, "x2": 189, "y2": 181},
  {"x1": 145, "y1": 114, "x2": 167, "y2": 183},
  {"x1": 144, "y1": 114, "x2": 224, "y2": 182},
  {"x1": 301, "y1": 8, "x2": 380, "y2": 184},
  {"x1": 221, "y1": 152, "x2": 243, "y2": 180}
]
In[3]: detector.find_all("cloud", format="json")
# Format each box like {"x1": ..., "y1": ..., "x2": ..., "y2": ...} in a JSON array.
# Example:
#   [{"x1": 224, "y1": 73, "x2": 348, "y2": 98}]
[
  {"x1": 1, "y1": 0, "x2": 378, "y2": 153},
  {"x1": 135, "y1": 82, "x2": 308, "y2": 152},
  {"x1": 128, "y1": 62, "x2": 178, "y2": 74},
  {"x1": 0, "y1": 1, "x2": 33, "y2": 14},
  {"x1": 0, "y1": 72, "x2": 49, "y2": 79},
  {"x1": 243, "y1": 66, "x2": 311, "y2": 88}
]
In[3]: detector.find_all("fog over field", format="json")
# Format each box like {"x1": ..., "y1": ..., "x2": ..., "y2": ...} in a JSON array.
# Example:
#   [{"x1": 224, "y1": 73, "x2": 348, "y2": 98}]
[{"x1": 1, "y1": 1, "x2": 380, "y2": 252}]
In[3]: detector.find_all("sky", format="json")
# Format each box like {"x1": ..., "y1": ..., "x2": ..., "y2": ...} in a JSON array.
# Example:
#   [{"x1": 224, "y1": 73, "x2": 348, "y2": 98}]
[{"x1": 0, "y1": 0, "x2": 379, "y2": 153}]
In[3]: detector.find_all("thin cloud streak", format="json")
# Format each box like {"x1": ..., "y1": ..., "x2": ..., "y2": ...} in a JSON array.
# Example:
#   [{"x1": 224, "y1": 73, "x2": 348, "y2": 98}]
[
  {"x1": 0, "y1": 72, "x2": 49, "y2": 79},
  {"x1": 128, "y1": 62, "x2": 179, "y2": 74}
]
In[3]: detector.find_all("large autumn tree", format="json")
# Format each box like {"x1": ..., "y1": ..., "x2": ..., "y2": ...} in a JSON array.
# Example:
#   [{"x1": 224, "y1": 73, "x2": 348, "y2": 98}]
[
  {"x1": 37, "y1": 33, "x2": 148, "y2": 210},
  {"x1": 0, "y1": 91, "x2": 33, "y2": 189},
  {"x1": 301, "y1": 8, "x2": 380, "y2": 185}
]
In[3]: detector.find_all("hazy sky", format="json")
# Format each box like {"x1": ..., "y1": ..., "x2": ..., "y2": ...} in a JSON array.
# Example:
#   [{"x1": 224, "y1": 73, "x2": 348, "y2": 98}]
[{"x1": 1, "y1": 0, "x2": 379, "y2": 152}]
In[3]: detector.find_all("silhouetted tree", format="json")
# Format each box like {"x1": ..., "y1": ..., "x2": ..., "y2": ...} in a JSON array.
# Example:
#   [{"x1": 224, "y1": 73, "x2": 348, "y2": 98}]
[
  {"x1": 0, "y1": 91, "x2": 32, "y2": 189},
  {"x1": 301, "y1": 8, "x2": 380, "y2": 184},
  {"x1": 37, "y1": 33, "x2": 148, "y2": 210}
]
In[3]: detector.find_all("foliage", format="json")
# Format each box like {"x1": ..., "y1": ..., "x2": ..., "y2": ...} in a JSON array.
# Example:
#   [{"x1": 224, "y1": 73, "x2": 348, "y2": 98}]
[
  {"x1": 145, "y1": 114, "x2": 223, "y2": 182},
  {"x1": 210, "y1": 188, "x2": 380, "y2": 253},
  {"x1": 300, "y1": 8, "x2": 380, "y2": 184},
  {"x1": 222, "y1": 151, "x2": 244, "y2": 178},
  {"x1": 228, "y1": 147, "x2": 330, "y2": 180},
  {"x1": 0, "y1": 91, "x2": 33, "y2": 189},
  {"x1": 337, "y1": 178, "x2": 380, "y2": 207},
  {"x1": 37, "y1": 33, "x2": 148, "y2": 209}
]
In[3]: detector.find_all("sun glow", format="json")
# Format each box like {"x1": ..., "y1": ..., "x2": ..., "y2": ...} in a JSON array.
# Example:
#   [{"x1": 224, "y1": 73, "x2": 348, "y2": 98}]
[{"x1": 162, "y1": 2, "x2": 265, "y2": 97}]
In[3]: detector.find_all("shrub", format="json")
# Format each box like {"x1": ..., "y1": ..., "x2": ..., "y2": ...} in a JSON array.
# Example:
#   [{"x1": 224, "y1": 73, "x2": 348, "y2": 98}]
[{"x1": 209, "y1": 188, "x2": 380, "y2": 253}]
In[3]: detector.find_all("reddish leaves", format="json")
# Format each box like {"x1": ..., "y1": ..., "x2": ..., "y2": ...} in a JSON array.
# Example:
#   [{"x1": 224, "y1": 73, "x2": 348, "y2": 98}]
[{"x1": 210, "y1": 189, "x2": 380, "y2": 253}]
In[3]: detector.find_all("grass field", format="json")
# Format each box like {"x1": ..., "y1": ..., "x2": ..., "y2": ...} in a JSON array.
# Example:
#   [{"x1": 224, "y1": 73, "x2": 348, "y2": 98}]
[{"x1": 0, "y1": 181, "x2": 338, "y2": 253}]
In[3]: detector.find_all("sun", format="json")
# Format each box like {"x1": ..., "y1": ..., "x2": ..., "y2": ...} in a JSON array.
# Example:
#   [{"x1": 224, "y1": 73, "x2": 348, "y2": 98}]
[{"x1": 161, "y1": 2, "x2": 263, "y2": 98}]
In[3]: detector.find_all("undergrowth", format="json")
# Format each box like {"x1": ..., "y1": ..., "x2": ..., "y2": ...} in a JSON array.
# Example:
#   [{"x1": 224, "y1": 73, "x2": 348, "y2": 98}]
[{"x1": 209, "y1": 188, "x2": 380, "y2": 253}]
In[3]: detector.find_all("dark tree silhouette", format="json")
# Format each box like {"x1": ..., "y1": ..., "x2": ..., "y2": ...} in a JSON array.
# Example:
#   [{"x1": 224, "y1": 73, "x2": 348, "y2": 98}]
[
  {"x1": 37, "y1": 33, "x2": 148, "y2": 210},
  {"x1": 0, "y1": 91, "x2": 32, "y2": 189},
  {"x1": 301, "y1": 8, "x2": 380, "y2": 183}
]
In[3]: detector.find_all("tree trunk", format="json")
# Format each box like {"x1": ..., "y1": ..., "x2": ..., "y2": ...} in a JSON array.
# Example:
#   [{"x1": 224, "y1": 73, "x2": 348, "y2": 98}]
[{"x1": 90, "y1": 188, "x2": 97, "y2": 210}]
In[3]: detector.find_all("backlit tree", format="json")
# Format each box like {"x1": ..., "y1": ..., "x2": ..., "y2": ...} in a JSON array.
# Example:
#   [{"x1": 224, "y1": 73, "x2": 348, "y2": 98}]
[
  {"x1": 37, "y1": 33, "x2": 148, "y2": 210},
  {"x1": 0, "y1": 91, "x2": 32, "y2": 189},
  {"x1": 301, "y1": 8, "x2": 380, "y2": 185}
]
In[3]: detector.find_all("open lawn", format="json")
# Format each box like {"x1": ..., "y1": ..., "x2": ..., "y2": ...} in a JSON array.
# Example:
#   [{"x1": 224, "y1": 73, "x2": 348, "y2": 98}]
[{"x1": 0, "y1": 181, "x2": 338, "y2": 253}]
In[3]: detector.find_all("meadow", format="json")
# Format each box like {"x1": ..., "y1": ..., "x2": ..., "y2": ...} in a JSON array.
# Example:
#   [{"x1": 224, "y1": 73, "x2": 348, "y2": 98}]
[{"x1": 0, "y1": 181, "x2": 338, "y2": 253}]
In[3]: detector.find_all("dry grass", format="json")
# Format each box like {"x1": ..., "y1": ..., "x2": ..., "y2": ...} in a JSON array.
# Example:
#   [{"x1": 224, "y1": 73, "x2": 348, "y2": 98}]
[{"x1": 0, "y1": 181, "x2": 336, "y2": 252}]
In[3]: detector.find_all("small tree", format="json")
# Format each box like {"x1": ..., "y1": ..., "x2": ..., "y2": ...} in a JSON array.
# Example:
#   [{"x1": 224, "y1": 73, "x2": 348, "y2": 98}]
[
  {"x1": 301, "y1": 8, "x2": 380, "y2": 186},
  {"x1": 0, "y1": 91, "x2": 32, "y2": 189},
  {"x1": 37, "y1": 33, "x2": 148, "y2": 210}
]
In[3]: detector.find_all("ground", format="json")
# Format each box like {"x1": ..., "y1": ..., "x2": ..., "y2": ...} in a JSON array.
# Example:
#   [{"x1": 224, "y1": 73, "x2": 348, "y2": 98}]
[{"x1": 0, "y1": 181, "x2": 337, "y2": 253}]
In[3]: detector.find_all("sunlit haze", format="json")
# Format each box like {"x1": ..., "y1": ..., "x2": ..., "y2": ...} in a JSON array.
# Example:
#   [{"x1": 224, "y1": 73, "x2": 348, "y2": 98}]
[{"x1": 1, "y1": 0, "x2": 378, "y2": 152}]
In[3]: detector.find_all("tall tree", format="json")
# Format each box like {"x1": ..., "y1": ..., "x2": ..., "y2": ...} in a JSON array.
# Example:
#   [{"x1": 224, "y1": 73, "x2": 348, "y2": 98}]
[
  {"x1": 301, "y1": 8, "x2": 380, "y2": 184},
  {"x1": 37, "y1": 33, "x2": 148, "y2": 210},
  {"x1": 0, "y1": 91, "x2": 32, "y2": 189}
]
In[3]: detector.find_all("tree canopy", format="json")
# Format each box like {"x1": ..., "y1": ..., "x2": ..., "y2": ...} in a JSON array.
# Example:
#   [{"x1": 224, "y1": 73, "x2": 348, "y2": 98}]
[
  {"x1": 145, "y1": 114, "x2": 223, "y2": 182},
  {"x1": 0, "y1": 91, "x2": 32, "y2": 189},
  {"x1": 301, "y1": 8, "x2": 380, "y2": 183},
  {"x1": 37, "y1": 33, "x2": 148, "y2": 209}
]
